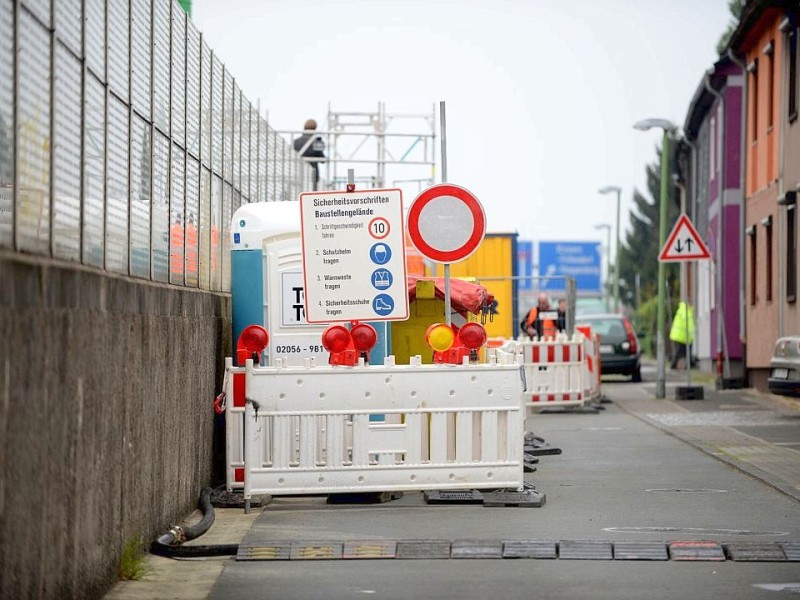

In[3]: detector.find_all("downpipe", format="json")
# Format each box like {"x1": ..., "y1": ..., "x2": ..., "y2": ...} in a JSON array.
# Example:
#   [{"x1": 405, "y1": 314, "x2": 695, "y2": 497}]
[{"x1": 150, "y1": 487, "x2": 239, "y2": 558}]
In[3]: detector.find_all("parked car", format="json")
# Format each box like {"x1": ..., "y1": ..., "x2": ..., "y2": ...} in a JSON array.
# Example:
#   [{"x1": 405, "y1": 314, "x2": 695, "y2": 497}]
[
  {"x1": 576, "y1": 313, "x2": 641, "y2": 382},
  {"x1": 768, "y1": 336, "x2": 800, "y2": 397}
]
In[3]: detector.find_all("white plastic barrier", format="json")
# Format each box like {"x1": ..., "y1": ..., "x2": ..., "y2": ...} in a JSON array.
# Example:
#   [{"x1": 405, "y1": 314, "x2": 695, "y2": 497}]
[
  {"x1": 516, "y1": 334, "x2": 587, "y2": 412},
  {"x1": 240, "y1": 353, "x2": 526, "y2": 499},
  {"x1": 223, "y1": 361, "x2": 247, "y2": 490},
  {"x1": 581, "y1": 333, "x2": 602, "y2": 402}
]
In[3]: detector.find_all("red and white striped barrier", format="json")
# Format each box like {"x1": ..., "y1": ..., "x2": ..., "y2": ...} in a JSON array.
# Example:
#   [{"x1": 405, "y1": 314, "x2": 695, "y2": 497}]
[
  {"x1": 576, "y1": 326, "x2": 602, "y2": 403},
  {"x1": 515, "y1": 333, "x2": 588, "y2": 412}
]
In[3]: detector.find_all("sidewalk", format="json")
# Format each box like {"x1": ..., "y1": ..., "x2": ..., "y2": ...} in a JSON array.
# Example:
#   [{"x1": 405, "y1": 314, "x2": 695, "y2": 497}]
[
  {"x1": 105, "y1": 505, "x2": 265, "y2": 600},
  {"x1": 608, "y1": 368, "x2": 800, "y2": 504}
]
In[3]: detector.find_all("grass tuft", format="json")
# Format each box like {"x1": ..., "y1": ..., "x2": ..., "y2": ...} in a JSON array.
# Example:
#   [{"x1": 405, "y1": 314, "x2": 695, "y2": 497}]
[{"x1": 118, "y1": 536, "x2": 151, "y2": 581}]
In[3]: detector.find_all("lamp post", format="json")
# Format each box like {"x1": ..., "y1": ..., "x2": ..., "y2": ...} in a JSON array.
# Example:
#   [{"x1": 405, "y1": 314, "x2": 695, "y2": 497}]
[
  {"x1": 594, "y1": 224, "x2": 612, "y2": 306},
  {"x1": 633, "y1": 118, "x2": 677, "y2": 400},
  {"x1": 598, "y1": 185, "x2": 622, "y2": 313}
]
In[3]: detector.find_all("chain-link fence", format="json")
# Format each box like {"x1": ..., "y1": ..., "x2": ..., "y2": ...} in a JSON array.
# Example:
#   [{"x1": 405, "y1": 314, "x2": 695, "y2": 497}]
[{"x1": 0, "y1": 0, "x2": 312, "y2": 291}]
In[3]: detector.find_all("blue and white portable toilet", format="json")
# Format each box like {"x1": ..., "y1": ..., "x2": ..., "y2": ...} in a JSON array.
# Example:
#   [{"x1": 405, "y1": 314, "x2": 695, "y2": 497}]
[{"x1": 230, "y1": 202, "x2": 389, "y2": 365}]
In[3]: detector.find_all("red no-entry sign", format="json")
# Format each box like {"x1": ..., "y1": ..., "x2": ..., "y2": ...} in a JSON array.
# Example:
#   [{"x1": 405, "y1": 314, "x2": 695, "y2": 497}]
[{"x1": 406, "y1": 183, "x2": 486, "y2": 264}]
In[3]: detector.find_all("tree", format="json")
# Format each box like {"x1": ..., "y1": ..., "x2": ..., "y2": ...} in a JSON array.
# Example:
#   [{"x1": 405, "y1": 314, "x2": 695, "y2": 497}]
[
  {"x1": 619, "y1": 141, "x2": 681, "y2": 353},
  {"x1": 716, "y1": 0, "x2": 745, "y2": 54}
]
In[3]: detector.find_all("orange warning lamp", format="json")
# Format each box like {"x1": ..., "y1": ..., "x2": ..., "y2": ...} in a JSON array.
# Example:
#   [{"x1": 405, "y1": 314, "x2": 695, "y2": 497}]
[
  {"x1": 236, "y1": 325, "x2": 269, "y2": 365},
  {"x1": 425, "y1": 323, "x2": 456, "y2": 353}
]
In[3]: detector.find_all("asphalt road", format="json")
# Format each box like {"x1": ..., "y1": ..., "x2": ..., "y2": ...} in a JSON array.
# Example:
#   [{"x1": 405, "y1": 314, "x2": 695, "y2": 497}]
[
  {"x1": 106, "y1": 363, "x2": 800, "y2": 600},
  {"x1": 207, "y1": 371, "x2": 800, "y2": 600}
]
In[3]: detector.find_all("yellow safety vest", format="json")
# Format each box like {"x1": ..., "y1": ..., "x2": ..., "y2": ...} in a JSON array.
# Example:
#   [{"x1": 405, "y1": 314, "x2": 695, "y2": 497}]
[{"x1": 669, "y1": 302, "x2": 694, "y2": 345}]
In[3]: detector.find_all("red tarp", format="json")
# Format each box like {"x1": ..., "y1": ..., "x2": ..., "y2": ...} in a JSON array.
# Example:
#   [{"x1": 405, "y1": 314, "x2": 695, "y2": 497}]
[{"x1": 406, "y1": 276, "x2": 494, "y2": 316}]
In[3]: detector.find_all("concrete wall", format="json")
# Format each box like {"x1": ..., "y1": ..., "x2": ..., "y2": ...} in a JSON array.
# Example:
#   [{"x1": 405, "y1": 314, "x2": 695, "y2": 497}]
[{"x1": 0, "y1": 252, "x2": 231, "y2": 599}]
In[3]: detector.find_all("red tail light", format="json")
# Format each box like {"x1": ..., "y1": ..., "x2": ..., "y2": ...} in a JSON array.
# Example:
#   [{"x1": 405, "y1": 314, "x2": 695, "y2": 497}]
[{"x1": 622, "y1": 318, "x2": 638, "y2": 354}]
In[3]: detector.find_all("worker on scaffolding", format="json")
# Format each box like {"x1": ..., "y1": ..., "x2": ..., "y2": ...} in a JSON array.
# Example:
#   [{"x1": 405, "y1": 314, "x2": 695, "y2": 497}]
[{"x1": 293, "y1": 119, "x2": 326, "y2": 191}]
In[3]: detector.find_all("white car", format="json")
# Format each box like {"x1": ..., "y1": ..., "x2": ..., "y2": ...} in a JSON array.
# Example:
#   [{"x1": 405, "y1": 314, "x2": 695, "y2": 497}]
[{"x1": 768, "y1": 336, "x2": 800, "y2": 397}]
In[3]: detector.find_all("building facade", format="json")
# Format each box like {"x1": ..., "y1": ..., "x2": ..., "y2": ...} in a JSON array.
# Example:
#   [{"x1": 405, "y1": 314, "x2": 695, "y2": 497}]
[
  {"x1": 731, "y1": 0, "x2": 800, "y2": 389},
  {"x1": 683, "y1": 57, "x2": 745, "y2": 385}
]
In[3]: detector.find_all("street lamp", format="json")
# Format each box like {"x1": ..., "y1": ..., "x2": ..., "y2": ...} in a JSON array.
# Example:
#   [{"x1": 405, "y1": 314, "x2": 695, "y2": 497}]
[
  {"x1": 594, "y1": 224, "x2": 612, "y2": 306},
  {"x1": 598, "y1": 185, "x2": 622, "y2": 313},
  {"x1": 633, "y1": 117, "x2": 678, "y2": 400}
]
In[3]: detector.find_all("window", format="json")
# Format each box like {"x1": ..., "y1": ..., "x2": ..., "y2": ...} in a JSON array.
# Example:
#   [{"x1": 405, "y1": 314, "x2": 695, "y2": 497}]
[
  {"x1": 788, "y1": 205, "x2": 797, "y2": 302},
  {"x1": 748, "y1": 226, "x2": 757, "y2": 305},
  {"x1": 764, "y1": 216, "x2": 773, "y2": 302},
  {"x1": 709, "y1": 116, "x2": 716, "y2": 180},
  {"x1": 765, "y1": 41, "x2": 775, "y2": 128},
  {"x1": 749, "y1": 59, "x2": 759, "y2": 142}
]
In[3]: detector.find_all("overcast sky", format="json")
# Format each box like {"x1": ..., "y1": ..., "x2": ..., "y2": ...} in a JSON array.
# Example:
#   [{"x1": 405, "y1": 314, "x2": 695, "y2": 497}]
[{"x1": 193, "y1": 0, "x2": 731, "y2": 252}]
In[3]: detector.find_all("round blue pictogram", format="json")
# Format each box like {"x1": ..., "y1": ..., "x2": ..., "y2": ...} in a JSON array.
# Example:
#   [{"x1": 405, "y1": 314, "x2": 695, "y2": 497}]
[
  {"x1": 371, "y1": 268, "x2": 393, "y2": 290},
  {"x1": 372, "y1": 294, "x2": 394, "y2": 316},
  {"x1": 370, "y1": 243, "x2": 392, "y2": 265}
]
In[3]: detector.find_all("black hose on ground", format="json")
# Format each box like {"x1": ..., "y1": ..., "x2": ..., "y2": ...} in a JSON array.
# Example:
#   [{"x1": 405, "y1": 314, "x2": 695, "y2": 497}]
[{"x1": 150, "y1": 487, "x2": 239, "y2": 558}]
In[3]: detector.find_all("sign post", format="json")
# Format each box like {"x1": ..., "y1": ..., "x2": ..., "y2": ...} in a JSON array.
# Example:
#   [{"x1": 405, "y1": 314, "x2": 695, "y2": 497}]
[{"x1": 659, "y1": 213, "x2": 711, "y2": 398}]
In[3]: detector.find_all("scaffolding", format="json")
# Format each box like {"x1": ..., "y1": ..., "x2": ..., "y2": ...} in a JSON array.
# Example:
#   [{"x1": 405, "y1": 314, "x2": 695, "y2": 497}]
[{"x1": 274, "y1": 102, "x2": 437, "y2": 194}]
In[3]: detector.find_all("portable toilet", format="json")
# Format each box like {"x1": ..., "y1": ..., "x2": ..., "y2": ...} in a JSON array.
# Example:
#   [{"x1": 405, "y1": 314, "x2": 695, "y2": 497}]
[{"x1": 230, "y1": 201, "x2": 389, "y2": 365}]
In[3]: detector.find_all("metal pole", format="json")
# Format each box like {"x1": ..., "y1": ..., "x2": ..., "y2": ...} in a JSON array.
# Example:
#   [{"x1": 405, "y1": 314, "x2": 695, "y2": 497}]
[
  {"x1": 440, "y1": 101, "x2": 451, "y2": 328},
  {"x1": 614, "y1": 188, "x2": 621, "y2": 313},
  {"x1": 604, "y1": 226, "x2": 611, "y2": 304},
  {"x1": 685, "y1": 289, "x2": 692, "y2": 388},
  {"x1": 656, "y1": 130, "x2": 670, "y2": 399}
]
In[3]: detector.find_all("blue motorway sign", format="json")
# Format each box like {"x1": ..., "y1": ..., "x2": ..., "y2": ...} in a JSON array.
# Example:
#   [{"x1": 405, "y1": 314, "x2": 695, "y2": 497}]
[
  {"x1": 517, "y1": 240, "x2": 534, "y2": 291},
  {"x1": 538, "y1": 241, "x2": 601, "y2": 293}
]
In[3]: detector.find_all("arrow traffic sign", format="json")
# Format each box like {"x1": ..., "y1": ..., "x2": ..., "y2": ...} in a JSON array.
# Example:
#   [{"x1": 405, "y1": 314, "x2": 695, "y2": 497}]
[{"x1": 659, "y1": 214, "x2": 711, "y2": 262}]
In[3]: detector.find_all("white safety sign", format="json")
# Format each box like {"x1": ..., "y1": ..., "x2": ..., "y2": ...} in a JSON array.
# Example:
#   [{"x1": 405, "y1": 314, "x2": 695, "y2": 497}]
[{"x1": 300, "y1": 189, "x2": 409, "y2": 323}]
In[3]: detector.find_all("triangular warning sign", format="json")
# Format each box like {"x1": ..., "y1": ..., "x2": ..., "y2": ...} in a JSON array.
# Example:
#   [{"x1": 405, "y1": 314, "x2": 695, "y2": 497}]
[{"x1": 659, "y1": 214, "x2": 711, "y2": 262}]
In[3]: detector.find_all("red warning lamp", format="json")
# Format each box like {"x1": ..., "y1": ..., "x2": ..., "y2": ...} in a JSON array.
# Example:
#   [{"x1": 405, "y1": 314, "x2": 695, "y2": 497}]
[
  {"x1": 350, "y1": 322, "x2": 378, "y2": 352},
  {"x1": 321, "y1": 325, "x2": 351, "y2": 353},
  {"x1": 458, "y1": 322, "x2": 487, "y2": 350},
  {"x1": 321, "y1": 322, "x2": 377, "y2": 366},
  {"x1": 236, "y1": 325, "x2": 270, "y2": 365}
]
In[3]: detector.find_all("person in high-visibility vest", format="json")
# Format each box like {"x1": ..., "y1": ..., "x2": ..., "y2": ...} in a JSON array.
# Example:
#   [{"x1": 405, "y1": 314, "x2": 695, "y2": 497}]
[
  {"x1": 520, "y1": 293, "x2": 557, "y2": 339},
  {"x1": 669, "y1": 301, "x2": 695, "y2": 369}
]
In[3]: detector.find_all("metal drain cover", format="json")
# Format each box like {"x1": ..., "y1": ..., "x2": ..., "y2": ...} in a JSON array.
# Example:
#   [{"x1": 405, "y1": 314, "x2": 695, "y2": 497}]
[
  {"x1": 343, "y1": 540, "x2": 397, "y2": 559},
  {"x1": 396, "y1": 539, "x2": 452, "y2": 559},
  {"x1": 613, "y1": 541, "x2": 669, "y2": 561},
  {"x1": 451, "y1": 540, "x2": 503, "y2": 559},
  {"x1": 289, "y1": 541, "x2": 343, "y2": 560},
  {"x1": 237, "y1": 541, "x2": 291, "y2": 561},
  {"x1": 559, "y1": 540, "x2": 613, "y2": 560},
  {"x1": 502, "y1": 540, "x2": 557, "y2": 559},
  {"x1": 782, "y1": 542, "x2": 800, "y2": 561},
  {"x1": 669, "y1": 541, "x2": 725, "y2": 561},
  {"x1": 726, "y1": 543, "x2": 786, "y2": 561}
]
